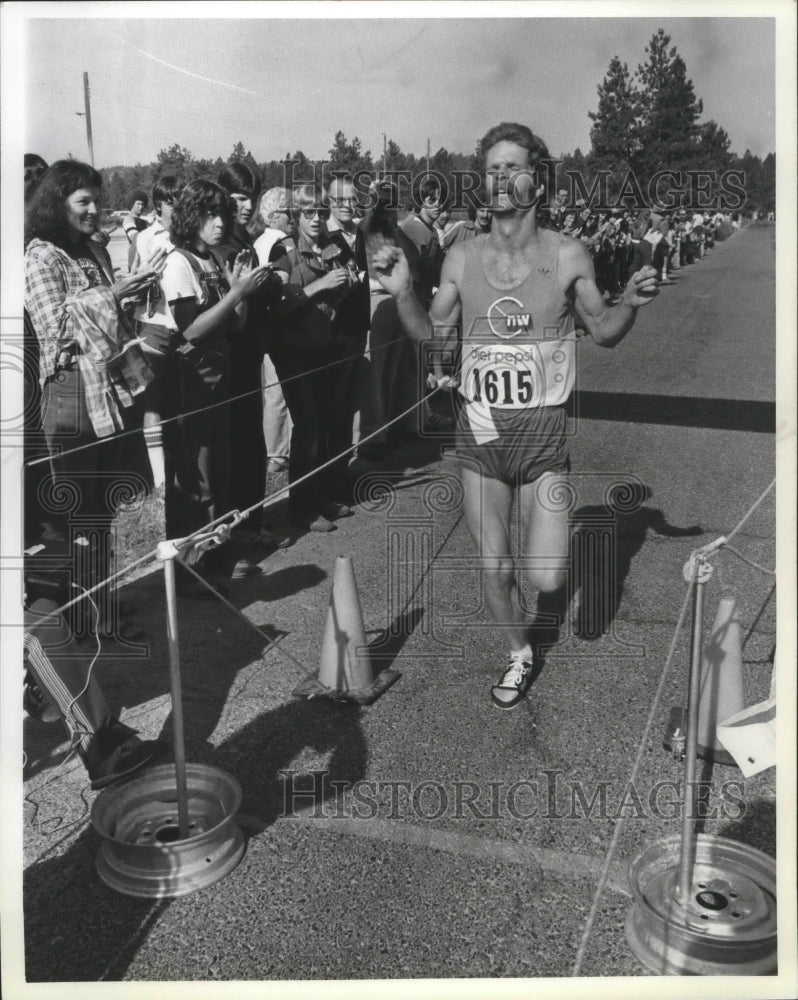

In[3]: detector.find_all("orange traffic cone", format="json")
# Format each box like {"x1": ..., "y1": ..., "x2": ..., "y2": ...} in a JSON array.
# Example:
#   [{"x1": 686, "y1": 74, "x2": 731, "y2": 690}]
[
  {"x1": 292, "y1": 555, "x2": 400, "y2": 705},
  {"x1": 696, "y1": 595, "x2": 746, "y2": 766}
]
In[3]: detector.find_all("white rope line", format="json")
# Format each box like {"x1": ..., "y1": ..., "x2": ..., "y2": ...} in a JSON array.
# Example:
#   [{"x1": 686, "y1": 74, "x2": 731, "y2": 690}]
[{"x1": 26, "y1": 332, "x2": 414, "y2": 468}]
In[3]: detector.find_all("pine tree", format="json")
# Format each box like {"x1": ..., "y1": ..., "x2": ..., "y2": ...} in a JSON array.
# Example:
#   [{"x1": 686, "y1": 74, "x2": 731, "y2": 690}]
[
  {"x1": 589, "y1": 56, "x2": 640, "y2": 169},
  {"x1": 635, "y1": 28, "x2": 703, "y2": 183}
]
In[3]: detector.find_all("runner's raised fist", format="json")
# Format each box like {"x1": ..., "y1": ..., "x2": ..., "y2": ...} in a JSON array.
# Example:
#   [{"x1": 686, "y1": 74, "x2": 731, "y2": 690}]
[{"x1": 371, "y1": 245, "x2": 413, "y2": 297}]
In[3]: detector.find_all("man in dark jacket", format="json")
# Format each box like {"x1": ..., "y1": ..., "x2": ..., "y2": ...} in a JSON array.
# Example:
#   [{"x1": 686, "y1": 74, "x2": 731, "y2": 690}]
[{"x1": 325, "y1": 173, "x2": 370, "y2": 500}]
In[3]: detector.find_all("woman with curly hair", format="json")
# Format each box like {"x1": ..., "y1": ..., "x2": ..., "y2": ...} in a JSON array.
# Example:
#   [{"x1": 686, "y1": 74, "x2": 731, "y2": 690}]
[
  {"x1": 157, "y1": 178, "x2": 275, "y2": 591},
  {"x1": 24, "y1": 159, "x2": 162, "y2": 640}
]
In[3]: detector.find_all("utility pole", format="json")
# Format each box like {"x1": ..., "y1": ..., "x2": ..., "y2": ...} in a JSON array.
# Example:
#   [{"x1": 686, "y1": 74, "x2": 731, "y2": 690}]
[
  {"x1": 83, "y1": 71, "x2": 94, "y2": 166},
  {"x1": 426, "y1": 138, "x2": 431, "y2": 174},
  {"x1": 382, "y1": 132, "x2": 387, "y2": 176}
]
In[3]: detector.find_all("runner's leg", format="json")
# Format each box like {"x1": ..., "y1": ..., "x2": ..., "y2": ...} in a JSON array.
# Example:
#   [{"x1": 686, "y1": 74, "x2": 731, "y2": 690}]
[{"x1": 460, "y1": 464, "x2": 527, "y2": 652}]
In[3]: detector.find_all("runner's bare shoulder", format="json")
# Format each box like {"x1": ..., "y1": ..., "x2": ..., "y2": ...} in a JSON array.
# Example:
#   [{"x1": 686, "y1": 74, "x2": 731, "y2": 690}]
[{"x1": 557, "y1": 231, "x2": 594, "y2": 281}]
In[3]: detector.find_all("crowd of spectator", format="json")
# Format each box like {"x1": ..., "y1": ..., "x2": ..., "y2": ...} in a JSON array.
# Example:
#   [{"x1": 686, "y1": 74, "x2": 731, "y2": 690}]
[
  {"x1": 542, "y1": 190, "x2": 740, "y2": 298},
  {"x1": 19, "y1": 151, "x2": 744, "y2": 786}
]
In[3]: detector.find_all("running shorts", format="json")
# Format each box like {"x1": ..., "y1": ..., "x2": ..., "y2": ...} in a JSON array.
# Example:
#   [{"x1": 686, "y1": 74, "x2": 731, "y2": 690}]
[{"x1": 455, "y1": 403, "x2": 570, "y2": 485}]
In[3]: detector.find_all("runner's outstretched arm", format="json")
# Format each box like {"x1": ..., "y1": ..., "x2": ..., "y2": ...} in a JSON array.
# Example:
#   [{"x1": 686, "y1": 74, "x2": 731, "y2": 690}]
[
  {"x1": 565, "y1": 240, "x2": 659, "y2": 348},
  {"x1": 372, "y1": 245, "x2": 463, "y2": 382}
]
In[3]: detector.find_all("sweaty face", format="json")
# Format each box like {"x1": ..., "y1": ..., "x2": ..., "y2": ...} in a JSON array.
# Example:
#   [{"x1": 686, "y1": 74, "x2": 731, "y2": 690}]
[
  {"x1": 231, "y1": 192, "x2": 253, "y2": 226},
  {"x1": 65, "y1": 186, "x2": 101, "y2": 237},
  {"x1": 485, "y1": 140, "x2": 539, "y2": 214}
]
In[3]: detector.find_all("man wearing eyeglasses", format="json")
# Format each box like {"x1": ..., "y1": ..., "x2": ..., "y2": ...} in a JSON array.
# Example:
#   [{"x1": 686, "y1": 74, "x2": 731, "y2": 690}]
[{"x1": 325, "y1": 174, "x2": 370, "y2": 504}]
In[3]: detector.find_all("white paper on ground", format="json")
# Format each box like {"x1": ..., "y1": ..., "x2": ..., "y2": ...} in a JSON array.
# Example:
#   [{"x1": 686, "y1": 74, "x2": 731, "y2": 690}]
[{"x1": 716, "y1": 663, "x2": 777, "y2": 778}]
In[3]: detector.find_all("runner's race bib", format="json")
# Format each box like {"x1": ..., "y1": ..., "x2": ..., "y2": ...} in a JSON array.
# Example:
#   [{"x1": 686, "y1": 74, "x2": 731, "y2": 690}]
[{"x1": 459, "y1": 341, "x2": 574, "y2": 409}]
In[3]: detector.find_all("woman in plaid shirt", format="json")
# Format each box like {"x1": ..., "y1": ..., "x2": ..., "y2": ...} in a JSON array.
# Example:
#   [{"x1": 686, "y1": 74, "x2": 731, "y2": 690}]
[{"x1": 24, "y1": 160, "x2": 163, "y2": 640}]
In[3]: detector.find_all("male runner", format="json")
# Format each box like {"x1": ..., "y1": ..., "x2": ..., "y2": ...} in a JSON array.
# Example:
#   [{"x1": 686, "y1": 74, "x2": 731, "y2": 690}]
[{"x1": 372, "y1": 122, "x2": 659, "y2": 710}]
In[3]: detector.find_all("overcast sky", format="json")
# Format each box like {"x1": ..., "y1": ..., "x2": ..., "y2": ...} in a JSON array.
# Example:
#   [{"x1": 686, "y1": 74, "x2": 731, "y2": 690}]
[{"x1": 22, "y1": 11, "x2": 776, "y2": 168}]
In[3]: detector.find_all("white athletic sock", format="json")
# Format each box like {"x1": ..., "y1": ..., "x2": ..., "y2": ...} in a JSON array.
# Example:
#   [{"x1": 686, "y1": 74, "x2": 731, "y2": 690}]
[{"x1": 509, "y1": 644, "x2": 533, "y2": 663}]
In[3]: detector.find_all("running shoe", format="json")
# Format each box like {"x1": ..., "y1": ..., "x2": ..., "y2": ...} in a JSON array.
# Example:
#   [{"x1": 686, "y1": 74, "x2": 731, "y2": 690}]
[{"x1": 490, "y1": 657, "x2": 535, "y2": 710}]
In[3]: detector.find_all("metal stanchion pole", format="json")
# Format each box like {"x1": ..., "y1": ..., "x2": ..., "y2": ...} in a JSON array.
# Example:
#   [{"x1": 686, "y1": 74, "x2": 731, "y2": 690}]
[
  {"x1": 159, "y1": 541, "x2": 190, "y2": 839},
  {"x1": 677, "y1": 558, "x2": 712, "y2": 904}
]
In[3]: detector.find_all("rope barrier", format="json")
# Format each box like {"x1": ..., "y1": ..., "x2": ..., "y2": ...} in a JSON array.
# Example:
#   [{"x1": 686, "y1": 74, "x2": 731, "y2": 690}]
[
  {"x1": 21, "y1": 382, "x2": 444, "y2": 632},
  {"x1": 26, "y1": 331, "x2": 415, "y2": 468},
  {"x1": 572, "y1": 477, "x2": 777, "y2": 972}
]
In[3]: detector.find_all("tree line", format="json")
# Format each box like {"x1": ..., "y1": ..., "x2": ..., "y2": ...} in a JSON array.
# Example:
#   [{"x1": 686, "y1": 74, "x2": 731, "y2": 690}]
[{"x1": 97, "y1": 29, "x2": 774, "y2": 214}]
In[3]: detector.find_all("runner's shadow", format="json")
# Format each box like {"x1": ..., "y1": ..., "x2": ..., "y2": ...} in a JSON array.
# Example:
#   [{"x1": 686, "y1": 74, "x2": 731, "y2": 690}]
[
  {"x1": 206, "y1": 697, "x2": 369, "y2": 830},
  {"x1": 569, "y1": 489, "x2": 703, "y2": 640}
]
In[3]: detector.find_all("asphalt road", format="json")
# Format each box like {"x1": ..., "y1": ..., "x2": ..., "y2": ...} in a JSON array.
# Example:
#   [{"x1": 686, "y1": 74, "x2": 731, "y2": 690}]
[{"x1": 19, "y1": 225, "x2": 782, "y2": 988}]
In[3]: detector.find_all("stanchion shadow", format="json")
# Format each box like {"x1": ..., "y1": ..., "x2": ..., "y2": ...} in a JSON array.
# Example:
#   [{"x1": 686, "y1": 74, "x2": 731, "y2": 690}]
[{"x1": 569, "y1": 491, "x2": 703, "y2": 641}]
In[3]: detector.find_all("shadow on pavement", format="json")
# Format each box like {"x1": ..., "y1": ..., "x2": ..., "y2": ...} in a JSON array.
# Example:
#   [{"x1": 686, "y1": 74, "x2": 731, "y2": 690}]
[{"x1": 570, "y1": 493, "x2": 703, "y2": 640}]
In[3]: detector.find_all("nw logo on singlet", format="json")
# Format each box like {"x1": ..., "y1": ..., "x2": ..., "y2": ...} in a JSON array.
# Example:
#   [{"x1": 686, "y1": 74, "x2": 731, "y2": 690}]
[
  {"x1": 487, "y1": 296, "x2": 532, "y2": 339},
  {"x1": 505, "y1": 313, "x2": 531, "y2": 330}
]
